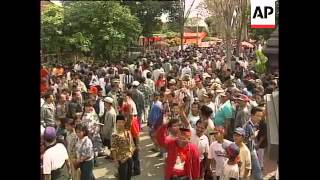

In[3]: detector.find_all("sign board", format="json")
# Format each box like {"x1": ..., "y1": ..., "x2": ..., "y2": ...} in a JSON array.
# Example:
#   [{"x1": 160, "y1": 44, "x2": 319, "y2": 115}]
[{"x1": 251, "y1": 0, "x2": 276, "y2": 28}]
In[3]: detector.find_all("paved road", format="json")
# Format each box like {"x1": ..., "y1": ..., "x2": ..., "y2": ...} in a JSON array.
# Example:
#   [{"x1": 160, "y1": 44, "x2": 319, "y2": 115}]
[{"x1": 93, "y1": 123, "x2": 277, "y2": 180}]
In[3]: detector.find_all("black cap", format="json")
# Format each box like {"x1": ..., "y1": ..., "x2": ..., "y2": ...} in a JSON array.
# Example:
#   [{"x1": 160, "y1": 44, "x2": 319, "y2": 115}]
[{"x1": 116, "y1": 114, "x2": 126, "y2": 122}]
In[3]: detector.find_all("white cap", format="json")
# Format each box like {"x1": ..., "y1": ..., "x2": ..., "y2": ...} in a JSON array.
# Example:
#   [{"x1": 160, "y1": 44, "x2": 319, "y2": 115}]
[
  {"x1": 169, "y1": 79, "x2": 176, "y2": 84},
  {"x1": 203, "y1": 73, "x2": 211, "y2": 78},
  {"x1": 132, "y1": 81, "x2": 140, "y2": 86},
  {"x1": 103, "y1": 97, "x2": 114, "y2": 104}
]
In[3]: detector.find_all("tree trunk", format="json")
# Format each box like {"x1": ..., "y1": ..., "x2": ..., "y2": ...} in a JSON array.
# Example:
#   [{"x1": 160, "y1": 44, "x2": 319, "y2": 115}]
[
  {"x1": 226, "y1": 30, "x2": 232, "y2": 69},
  {"x1": 236, "y1": 0, "x2": 248, "y2": 56}
]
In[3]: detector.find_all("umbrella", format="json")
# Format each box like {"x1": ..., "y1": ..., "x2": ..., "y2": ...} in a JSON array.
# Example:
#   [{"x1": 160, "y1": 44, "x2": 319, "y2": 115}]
[{"x1": 241, "y1": 41, "x2": 254, "y2": 48}]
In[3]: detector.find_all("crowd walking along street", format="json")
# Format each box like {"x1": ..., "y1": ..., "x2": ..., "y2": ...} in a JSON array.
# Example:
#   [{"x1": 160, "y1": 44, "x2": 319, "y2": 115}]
[{"x1": 41, "y1": 1, "x2": 278, "y2": 180}]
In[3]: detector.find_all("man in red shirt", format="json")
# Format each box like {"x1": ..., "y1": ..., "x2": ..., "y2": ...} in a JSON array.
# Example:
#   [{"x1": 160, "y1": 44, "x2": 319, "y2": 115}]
[
  {"x1": 161, "y1": 127, "x2": 201, "y2": 180},
  {"x1": 41, "y1": 65, "x2": 49, "y2": 94}
]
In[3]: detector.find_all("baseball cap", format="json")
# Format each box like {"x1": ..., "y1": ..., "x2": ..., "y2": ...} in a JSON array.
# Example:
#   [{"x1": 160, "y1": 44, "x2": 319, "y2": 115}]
[
  {"x1": 215, "y1": 88, "x2": 225, "y2": 93},
  {"x1": 89, "y1": 86, "x2": 98, "y2": 95},
  {"x1": 234, "y1": 127, "x2": 246, "y2": 136},
  {"x1": 182, "y1": 74, "x2": 191, "y2": 81},
  {"x1": 103, "y1": 97, "x2": 114, "y2": 104},
  {"x1": 226, "y1": 143, "x2": 240, "y2": 160},
  {"x1": 112, "y1": 78, "x2": 120, "y2": 83},
  {"x1": 202, "y1": 92, "x2": 209, "y2": 98},
  {"x1": 169, "y1": 79, "x2": 176, "y2": 84},
  {"x1": 237, "y1": 94, "x2": 250, "y2": 102},
  {"x1": 203, "y1": 73, "x2": 211, "y2": 79},
  {"x1": 132, "y1": 81, "x2": 140, "y2": 87},
  {"x1": 43, "y1": 127, "x2": 57, "y2": 141}
]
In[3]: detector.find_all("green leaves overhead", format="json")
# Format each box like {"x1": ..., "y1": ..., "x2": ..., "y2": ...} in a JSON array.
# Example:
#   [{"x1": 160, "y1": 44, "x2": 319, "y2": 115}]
[
  {"x1": 41, "y1": 1, "x2": 142, "y2": 62},
  {"x1": 121, "y1": 1, "x2": 181, "y2": 35}
]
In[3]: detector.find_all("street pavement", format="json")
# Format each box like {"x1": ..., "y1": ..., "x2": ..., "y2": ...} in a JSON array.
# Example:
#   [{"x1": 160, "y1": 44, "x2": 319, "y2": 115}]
[{"x1": 93, "y1": 123, "x2": 277, "y2": 180}]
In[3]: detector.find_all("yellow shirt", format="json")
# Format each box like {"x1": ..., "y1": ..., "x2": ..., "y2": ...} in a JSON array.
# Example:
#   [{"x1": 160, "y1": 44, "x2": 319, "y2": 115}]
[{"x1": 239, "y1": 142, "x2": 251, "y2": 178}]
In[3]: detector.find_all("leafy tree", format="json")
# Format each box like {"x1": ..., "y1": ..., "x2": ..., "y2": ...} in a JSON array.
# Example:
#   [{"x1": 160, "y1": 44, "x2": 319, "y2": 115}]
[
  {"x1": 41, "y1": 4, "x2": 65, "y2": 56},
  {"x1": 42, "y1": 1, "x2": 142, "y2": 62},
  {"x1": 121, "y1": 1, "x2": 181, "y2": 37}
]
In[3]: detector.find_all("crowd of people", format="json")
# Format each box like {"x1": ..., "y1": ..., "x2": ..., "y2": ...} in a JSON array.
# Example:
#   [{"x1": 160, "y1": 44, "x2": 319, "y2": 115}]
[{"x1": 40, "y1": 44, "x2": 278, "y2": 180}]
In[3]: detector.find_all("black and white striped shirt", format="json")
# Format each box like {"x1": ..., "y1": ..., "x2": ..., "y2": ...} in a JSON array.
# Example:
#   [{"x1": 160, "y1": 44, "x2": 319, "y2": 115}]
[{"x1": 123, "y1": 74, "x2": 134, "y2": 85}]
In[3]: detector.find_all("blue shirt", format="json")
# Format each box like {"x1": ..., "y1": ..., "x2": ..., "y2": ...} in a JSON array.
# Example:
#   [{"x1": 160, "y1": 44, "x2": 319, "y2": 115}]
[
  {"x1": 214, "y1": 100, "x2": 234, "y2": 126},
  {"x1": 148, "y1": 101, "x2": 163, "y2": 129},
  {"x1": 243, "y1": 119, "x2": 257, "y2": 151}
]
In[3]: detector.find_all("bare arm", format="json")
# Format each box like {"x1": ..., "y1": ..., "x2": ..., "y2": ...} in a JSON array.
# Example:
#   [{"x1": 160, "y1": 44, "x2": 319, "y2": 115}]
[
  {"x1": 224, "y1": 118, "x2": 232, "y2": 135},
  {"x1": 210, "y1": 158, "x2": 216, "y2": 171},
  {"x1": 78, "y1": 155, "x2": 91, "y2": 163},
  {"x1": 65, "y1": 159, "x2": 71, "y2": 176},
  {"x1": 244, "y1": 168, "x2": 251, "y2": 177},
  {"x1": 179, "y1": 104, "x2": 190, "y2": 127}
]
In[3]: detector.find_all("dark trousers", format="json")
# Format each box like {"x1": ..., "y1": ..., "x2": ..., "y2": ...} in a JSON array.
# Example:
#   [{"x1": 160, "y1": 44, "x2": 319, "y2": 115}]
[
  {"x1": 132, "y1": 149, "x2": 140, "y2": 174},
  {"x1": 80, "y1": 159, "x2": 95, "y2": 180},
  {"x1": 118, "y1": 158, "x2": 132, "y2": 180},
  {"x1": 102, "y1": 138, "x2": 111, "y2": 150}
]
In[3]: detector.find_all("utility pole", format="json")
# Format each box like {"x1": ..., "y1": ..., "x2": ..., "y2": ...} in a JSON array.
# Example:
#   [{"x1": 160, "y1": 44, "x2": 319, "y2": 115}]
[
  {"x1": 180, "y1": 0, "x2": 185, "y2": 51},
  {"x1": 196, "y1": 13, "x2": 199, "y2": 47}
]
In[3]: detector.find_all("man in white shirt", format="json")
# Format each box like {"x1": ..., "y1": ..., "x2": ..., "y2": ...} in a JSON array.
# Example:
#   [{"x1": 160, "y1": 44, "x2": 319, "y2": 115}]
[
  {"x1": 208, "y1": 126, "x2": 232, "y2": 180},
  {"x1": 89, "y1": 73, "x2": 100, "y2": 86},
  {"x1": 203, "y1": 92, "x2": 216, "y2": 119},
  {"x1": 190, "y1": 119, "x2": 210, "y2": 179},
  {"x1": 152, "y1": 64, "x2": 164, "y2": 81},
  {"x1": 181, "y1": 63, "x2": 192, "y2": 79},
  {"x1": 42, "y1": 127, "x2": 71, "y2": 180},
  {"x1": 74, "y1": 62, "x2": 81, "y2": 72},
  {"x1": 195, "y1": 79, "x2": 206, "y2": 103}
]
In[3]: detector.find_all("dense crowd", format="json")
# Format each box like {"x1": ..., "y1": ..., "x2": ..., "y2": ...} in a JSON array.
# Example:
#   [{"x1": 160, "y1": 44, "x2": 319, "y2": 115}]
[{"x1": 40, "y1": 44, "x2": 279, "y2": 180}]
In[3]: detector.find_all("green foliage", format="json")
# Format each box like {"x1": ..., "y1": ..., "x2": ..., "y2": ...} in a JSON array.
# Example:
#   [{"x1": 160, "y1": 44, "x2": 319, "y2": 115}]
[
  {"x1": 41, "y1": 4, "x2": 65, "y2": 54},
  {"x1": 121, "y1": 1, "x2": 180, "y2": 36},
  {"x1": 255, "y1": 50, "x2": 268, "y2": 75},
  {"x1": 204, "y1": 16, "x2": 218, "y2": 36},
  {"x1": 248, "y1": 28, "x2": 274, "y2": 41},
  {"x1": 41, "y1": 1, "x2": 142, "y2": 62}
]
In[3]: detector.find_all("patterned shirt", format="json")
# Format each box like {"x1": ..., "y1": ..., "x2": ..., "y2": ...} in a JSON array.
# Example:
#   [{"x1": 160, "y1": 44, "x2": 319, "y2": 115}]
[
  {"x1": 55, "y1": 102, "x2": 67, "y2": 119},
  {"x1": 111, "y1": 130, "x2": 134, "y2": 161},
  {"x1": 75, "y1": 136, "x2": 94, "y2": 160},
  {"x1": 137, "y1": 84, "x2": 153, "y2": 106},
  {"x1": 41, "y1": 103, "x2": 56, "y2": 127},
  {"x1": 66, "y1": 131, "x2": 78, "y2": 159},
  {"x1": 146, "y1": 78, "x2": 155, "y2": 92},
  {"x1": 131, "y1": 89, "x2": 145, "y2": 116}
]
